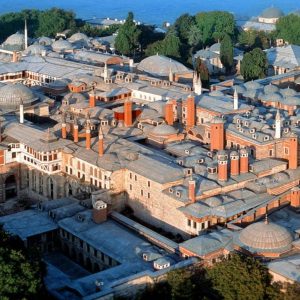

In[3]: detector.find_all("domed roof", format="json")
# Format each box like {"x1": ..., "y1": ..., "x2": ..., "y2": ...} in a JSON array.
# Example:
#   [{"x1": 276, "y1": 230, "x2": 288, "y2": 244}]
[
  {"x1": 151, "y1": 124, "x2": 178, "y2": 136},
  {"x1": 210, "y1": 42, "x2": 221, "y2": 53},
  {"x1": 244, "y1": 81, "x2": 263, "y2": 90},
  {"x1": 63, "y1": 92, "x2": 87, "y2": 104},
  {"x1": 38, "y1": 37, "x2": 53, "y2": 46},
  {"x1": 284, "y1": 96, "x2": 300, "y2": 106},
  {"x1": 52, "y1": 39, "x2": 73, "y2": 52},
  {"x1": 0, "y1": 83, "x2": 39, "y2": 109},
  {"x1": 205, "y1": 197, "x2": 222, "y2": 207},
  {"x1": 264, "y1": 84, "x2": 279, "y2": 94},
  {"x1": 69, "y1": 32, "x2": 89, "y2": 42},
  {"x1": 209, "y1": 90, "x2": 224, "y2": 97},
  {"x1": 232, "y1": 85, "x2": 246, "y2": 94},
  {"x1": 281, "y1": 87, "x2": 297, "y2": 97},
  {"x1": 239, "y1": 221, "x2": 293, "y2": 253},
  {"x1": 4, "y1": 32, "x2": 25, "y2": 46},
  {"x1": 23, "y1": 44, "x2": 47, "y2": 56},
  {"x1": 260, "y1": 92, "x2": 283, "y2": 102},
  {"x1": 260, "y1": 7, "x2": 284, "y2": 19},
  {"x1": 137, "y1": 54, "x2": 189, "y2": 77}
]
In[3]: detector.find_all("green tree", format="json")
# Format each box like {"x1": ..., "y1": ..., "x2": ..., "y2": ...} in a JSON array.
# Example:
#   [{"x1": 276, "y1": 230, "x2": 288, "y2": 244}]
[
  {"x1": 207, "y1": 254, "x2": 277, "y2": 300},
  {"x1": 241, "y1": 48, "x2": 268, "y2": 81},
  {"x1": 238, "y1": 29, "x2": 273, "y2": 51},
  {"x1": 138, "y1": 24, "x2": 165, "y2": 52},
  {"x1": 115, "y1": 12, "x2": 141, "y2": 56},
  {"x1": 220, "y1": 34, "x2": 234, "y2": 72},
  {"x1": 0, "y1": 227, "x2": 46, "y2": 300},
  {"x1": 195, "y1": 11, "x2": 236, "y2": 46},
  {"x1": 174, "y1": 14, "x2": 196, "y2": 43},
  {"x1": 36, "y1": 8, "x2": 76, "y2": 37},
  {"x1": 167, "y1": 269, "x2": 194, "y2": 300},
  {"x1": 195, "y1": 57, "x2": 210, "y2": 88},
  {"x1": 284, "y1": 282, "x2": 300, "y2": 300},
  {"x1": 188, "y1": 24, "x2": 203, "y2": 48},
  {"x1": 145, "y1": 28, "x2": 182, "y2": 59},
  {"x1": 276, "y1": 14, "x2": 300, "y2": 45}
]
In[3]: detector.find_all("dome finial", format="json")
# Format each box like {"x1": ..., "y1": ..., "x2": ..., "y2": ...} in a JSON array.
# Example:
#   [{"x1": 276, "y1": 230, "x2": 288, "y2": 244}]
[{"x1": 264, "y1": 213, "x2": 269, "y2": 225}]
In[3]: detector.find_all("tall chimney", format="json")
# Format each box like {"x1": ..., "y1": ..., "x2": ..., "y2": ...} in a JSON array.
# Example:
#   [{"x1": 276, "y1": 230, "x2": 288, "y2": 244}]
[
  {"x1": 86, "y1": 124, "x2": 91, "y2": 150},
  {"x1": 210, "y1": 117, "x2": 225, "y2": 151},
  {"x1": 89, "y1": 92, "x2": 96, "y2": 108},
  {"x1": 188, "y1": 179, "x2": 196, "y2": 203},
  {"x1": 165, "y1": 102, "x2": 174, "y2": 125},
  {"x1": 218, "y1": 151, "x2": 228, "y2": 181},
  {"x1": 20, "y1": 99, "x2": 24, "y2": 124},
  {"x1": 12, "y1": 51, "x2": 18, "y2": 63},
  {"x1": 240, "y1": 148, "x2": 249, "y2": 173},
  {"x1": 73, "y1": 119, "x2": 79, "y2": 143},
  {"x1": 186, "y1": 96, "x2": 195, "y2": 128},
  {"x1": 98, "y1": 126, "x2": 104, "y2": 157},
  {"x1": 230, "y1": 151, "x2": 240, "y2": 176},
  {"x1": 124, "y1": 100, "x2": 133, "y2": 127}
]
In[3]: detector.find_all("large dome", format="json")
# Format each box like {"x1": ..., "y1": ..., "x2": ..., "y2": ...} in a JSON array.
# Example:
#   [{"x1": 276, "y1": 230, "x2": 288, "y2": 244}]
[
  {"x1": 239, "y1": 221, "x2": 293, "y2": 253},
  {"x1": 137, "y1": 54, "x2": 190, "y2": 77},
  {"x1": 69, "y1": 32, "x2": 89, "y2": 43},
  {"x1": 23, "y1": 44, "x2": 47, "y2": 56},
  {"x1": 52, "y1": 39, "x2": 73, "y2": 52},
  {"x1": 0, "y1": 83, "x2": 39, "y2": 109},
  {"x1": 260, "y1": 7, "x2": 284, "y2": 19}
]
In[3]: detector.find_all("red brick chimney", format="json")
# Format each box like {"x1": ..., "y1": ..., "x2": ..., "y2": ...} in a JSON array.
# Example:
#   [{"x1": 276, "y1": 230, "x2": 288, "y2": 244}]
[
  {"x1": 230, "y1": 151, "x2": 239, "y2": 176},
  {"x1": 165, "y1": 102, "x2": 174, "y2": 125},
  {"x1": 288, "y1": 136, "x2": 298, "y2": 170},
  {"x1": 240, "y1": 148, "x2": 249, "y2": 173},
  {"x1": 218, "y1": 151, "x2": 228, "y2": 181},
  {"x1": 98, "y1": 126, "x2": 104, "y2": 157},
  {"x1": 12, "y1": 51, "x2": 18, "y2": 63},
  {"x1": 188, "y1": 179, "x2": 196, "y2": 203},
  {"x1": 86, "y1": 124, "x2": 91, "y2": 150},
  {"x1": 210, "y1": 117, "x2": 225, "y2": 151},
  {"x1": 290, "y1": 187, "x2": 300, "y2": 208},
  {"x1": 89, "y1": 92, "x2": 96, "y2": 108},
  {"x1": 186, "y1": 96, "x2": 195, "y2": 128},
  {"x1": 92, "y1": 200, "x2": 108, "y2": 224},
  {"x1": 124, "y1": 100, "x2": 133, "y2": 127}
]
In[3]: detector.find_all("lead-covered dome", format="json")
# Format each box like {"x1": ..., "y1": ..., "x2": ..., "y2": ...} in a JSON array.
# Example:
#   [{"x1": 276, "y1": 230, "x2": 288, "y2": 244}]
[
  {"x1": 260, "y1": 7, "x2": 284, "y2": 19},
  {"x1": 3, "y1": 32, "x2": 25, "y2": 51},
  {"x1": 23, "y1": 44, "x2": 47, "y2": 56},
  {"x1": 52, "y1": 39, "x2": 73, "y2": 52},
  {"x1": 69, "y1": 32, "x2": 89, "y2": 43},
  {"x1": 151, "y1": 124, "x2": 178, "y2": 136},
  {"x1": 137, "y1": 54, "x2": 189, "y2": 77},
  {"x1": 0, "y1": 83, "x2": 39, "y2": 109},
  {"x1": 239, "y1": 221, "x2": 293, "y2": 253}
]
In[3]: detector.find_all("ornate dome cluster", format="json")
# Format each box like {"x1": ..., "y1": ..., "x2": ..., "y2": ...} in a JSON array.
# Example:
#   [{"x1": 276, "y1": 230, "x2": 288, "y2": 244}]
[{"x1": 0, "y1": 83, "x2": 39, "y2": 109}]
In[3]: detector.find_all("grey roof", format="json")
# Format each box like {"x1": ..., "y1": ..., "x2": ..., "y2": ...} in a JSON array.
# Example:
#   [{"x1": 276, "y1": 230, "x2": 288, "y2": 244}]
[
  {"x1": 267, "y1": 45, "x2": 300, "y2": 70},
  {"x1": 0, "y1": 209, "x2": 57, "y2": 240},
  {"x1": 126, "y1": 154, "x2": 185, "y2": 184},
  {"x1": 137, "y1": 54, "x2": 190, "y2": 77},
  {"x1": 241, "y1": 20, "x2": 276, "y2": 32},
  {"x1": 260, "y1": 7, "x2": 284, "y2": 18}
]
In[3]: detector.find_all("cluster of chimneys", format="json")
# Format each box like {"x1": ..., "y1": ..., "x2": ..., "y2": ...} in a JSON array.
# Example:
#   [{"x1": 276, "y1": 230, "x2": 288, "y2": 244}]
[
  {"x1": 187, "y1": 149, "x2": 249, "y2": 203},
  {"x1": 61, "y1": 97, "x2": 134, "y2": 155}
]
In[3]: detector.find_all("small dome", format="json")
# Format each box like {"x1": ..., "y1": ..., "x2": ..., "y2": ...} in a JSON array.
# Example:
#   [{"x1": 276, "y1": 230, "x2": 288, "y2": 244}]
[
  {"x1": 63, "y1": 92, "x2": 87, "y2": 104},
  {"x1": 264, "y1": 84, "x2": 279, "y2": 94},
  {"x1": 260, "y1": 92, "x2": 283, "y2": 102},
  {"x1": 239, "y1": 221, "x2": 293, "y2": 253},
  {"x1": 284, "y1": 96, "x2": 300, "y2": 106},
  {"x1": 244, "y1": 81, "x2": 263, "y2": 90},
  {"x1": 260, "y1": 7, "x2": 284, "y2": 19},
  {"x1": 0, "y1": 83, "x2": 38, "y2": 109},
  {"x1": 230, "y1": 150, "x2": 239, "y2": 157},
  {"x1": 205, "y1": 197, "x2": 222, "y2": 207},
  {"x1": 280, "y1": 87, "x2": 297, "y2": 97},
  {"x1": 150, "y1": 124, "x2": 178, "y2": 136},
  {"x1": 232, "y1": 85, "x2": 246, "y2": 94},
  {"x1": 38, "y1": 37, "x2": 53, "y2": 46},
  {"x1": 137, "y1": 54, "x2": 189, "y2": 77},
  {"x1": 52, "y1": 39, "x2": 73, "y2": 52},
  {"x1": 23, "y1": 44, "x2": 47, "y2": 56},
  {"x1": 69, "y1": 32, "x2": 89, "y2": 42}
]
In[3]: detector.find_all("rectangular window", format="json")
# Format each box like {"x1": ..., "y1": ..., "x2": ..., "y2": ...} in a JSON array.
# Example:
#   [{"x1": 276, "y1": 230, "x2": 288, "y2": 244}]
[
  {"x1": 129, "y1": 184, "x2": 132, "y2": 191},
  {"x1": 135, "y1": 175, "x2": 137, "y2": 181},
  {"x1": 193, "y1": 221, "x2": 197, "y2": 229},
  {"x1": 141, "y1": 190, "x2": 143, "y2": 196},
  {"x1": 284, "y1": 147, "x2": 289, "y2": 155},
  {"x1": 269, "y1": 149, "x2": 274, "y2": 157},
  {"x1": 147, "y1": 193, "x2": 150, "y2": 198},
  {"x1": 187, "y1": 219, "x2": 191, "y2": 227},
  {"x1": 147, "y1": 181, "x2": 151, "y2": 187},
  {"x1": 129, "y1": 172, "x2": 132, "y2": 179}
]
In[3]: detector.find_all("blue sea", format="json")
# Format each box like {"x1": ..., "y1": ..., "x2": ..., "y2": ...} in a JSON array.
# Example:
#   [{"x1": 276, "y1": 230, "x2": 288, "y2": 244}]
[{"x1": 0, "y1": 0, "x2": 299, "y2": 25}]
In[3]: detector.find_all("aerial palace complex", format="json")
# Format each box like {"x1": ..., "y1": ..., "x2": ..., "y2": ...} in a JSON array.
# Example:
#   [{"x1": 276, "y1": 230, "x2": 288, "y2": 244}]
[{"x1": 1, "y1": 8, "x2": 300, "y2": 299}]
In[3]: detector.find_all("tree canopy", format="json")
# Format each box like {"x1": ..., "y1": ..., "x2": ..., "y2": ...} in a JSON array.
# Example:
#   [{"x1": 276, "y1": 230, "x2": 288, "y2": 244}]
[
  {"x1": 0, "y1": 227, "x2": 46, "y2": 300},
  {"x1": 241, "y1": 48, "x2": 268, "y2": 81},
  {"x1": 220, "y1": 34, "x2": 234, "y2": 72},
  {"x1": 194, "y1": 57, "x2": 210, "y2": 88},
  {"x1": 115, "y1": 12, "x2": 141, "y2": 56},
  {"x1": 276, "y1": 14, "x2": 300, "y2": 45}
]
